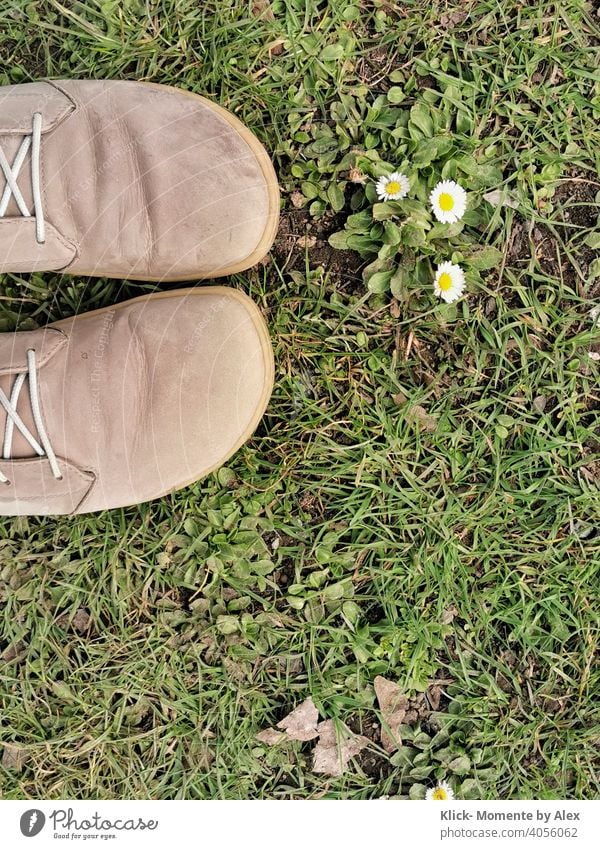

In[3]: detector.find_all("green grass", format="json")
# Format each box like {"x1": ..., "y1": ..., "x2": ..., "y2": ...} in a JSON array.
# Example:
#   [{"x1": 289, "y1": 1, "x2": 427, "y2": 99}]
[{"x1": 0, "y1": 0, "x2": 599, "y2": 800}]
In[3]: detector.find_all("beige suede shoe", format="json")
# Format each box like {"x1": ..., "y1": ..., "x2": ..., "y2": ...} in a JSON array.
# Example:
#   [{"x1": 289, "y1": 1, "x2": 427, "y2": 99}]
[
  {"x1": 0, "y1": 80, "x2": 279, "y2": 281},
  {"x1": 0, "y1": 288, "x2": 273, "y2": 515}
]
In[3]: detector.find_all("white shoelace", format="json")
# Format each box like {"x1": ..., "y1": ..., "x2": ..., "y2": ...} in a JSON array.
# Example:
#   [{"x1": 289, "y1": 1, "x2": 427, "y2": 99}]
[
  {"x1": 0, "y1": 112, "x2": 45, "y2": 244},
  {"x1": 0, "y1": 349, "x2": 61, "y2": 484}
]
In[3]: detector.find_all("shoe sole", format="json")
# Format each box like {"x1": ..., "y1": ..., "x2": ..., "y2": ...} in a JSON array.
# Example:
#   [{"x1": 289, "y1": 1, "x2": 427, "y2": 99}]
[
  {"x1": 71, "y1": 82, "x2": 280, "y2": 282},
  {"x1": 52, "y1": 287, "x2": 274, "y2": 508}
]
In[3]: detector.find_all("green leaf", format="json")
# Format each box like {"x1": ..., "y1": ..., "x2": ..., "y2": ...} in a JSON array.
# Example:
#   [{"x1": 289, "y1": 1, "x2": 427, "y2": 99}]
[
  {"x1": 497, "y1": 414, "x2": 514, "y2": 427},
  {"x1": 540, "y1": 161, "x2": 563, "y2": 181},
  {"x1": 382, "y1": 220, "x2": 402, "y2": 245},
  {"x1": 448, "y1": 755, "x2": 471, "y2": 775},
  {"x1": 390, "y1": 266, "x2": 408, "y2": 299},
  {"x1": 408, "y1": 103, "x2": 434, "y2": 139},
  {"x1": 401, "y1": 223, "x2": 427, "y2": 247},
  {"x1": 322, "y1": 581, "x2": 346, "y2": 600},
  {"x1": 51, "y1": 681, "x2": 77, "y2": 702},
  {"x1": 217, "y1": 467, "x2": 236, "y2": 487},
  {"x1": 320, "y1": 43, "x2": 345, "y2": 61},
  {"x1": 390, "y1": 747, "x2": 418, "y2": 767},
  {"x1": 216, "y1": 615, "x2": 239, "y2": 635},
  {"x1": 347, "y1": 234, "x2": 379, "y2": 253},
  {"x1": 467, "y1": 245, "x2": 503, "y2": 270},
  {"x1": 387, "y1": 86, "x2": 405, "y2": 104},
  {"x1": 409, "y1": 764, "x2": 435, "y2": 780},
  {"x1": 412, "y1": 137, "x2": 453, "y2": 166},
  {"x1": 342, "y1": 601, "x2": 361, "y2": 623},
  {"x1": 589, "y1": 258, "x2": 600, "y2": 279},
  {"x1": 460, "y1": 779, "x2": 481, "y2": 800},
  {"x1": 309, "y1": 199, "x2": 327, "y2": 217},
  {"x1": 328, "y1": 230, "x2": 351, "y2": 250},
  {"x1": 300, "y1": 181, "x2": 320, "y2": 200},
  {"x1": 408, "y1": 783, "x2": 427, "y2": 800},
  {"x1": 583, "y1": 232, "x2": 600, "y2": 250},
  {"x1": 471, "y1": 164, "x2": 504, "y2": 188},
  {"x1": 456, "y1": 109, "x2": 474, "y2": 134},
  {"x1": 327, "y1": 182, "x2": 346, "y2": 212},
  {"x1": 366, "y1": 270, "x2": 394, "y2": 293},
  {"x1": 346, "y1": 210, "x2": 372, "y2": 230},
  {"x1": 372, "y1": 202, "x2": 396, "y2": 221}
]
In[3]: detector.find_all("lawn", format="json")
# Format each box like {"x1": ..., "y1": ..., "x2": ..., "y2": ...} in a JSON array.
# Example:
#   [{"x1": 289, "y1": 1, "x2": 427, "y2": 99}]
[{"x1": 0, "y1": 0, "x2": 598, "y2": 800}]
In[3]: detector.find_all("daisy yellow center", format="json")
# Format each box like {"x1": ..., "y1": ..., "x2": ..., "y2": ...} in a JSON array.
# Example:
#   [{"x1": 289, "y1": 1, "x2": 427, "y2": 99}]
[
  {"x1": 439, "y1": 192, "x2": 455, "y2": 211},
  {"x1": 438, "y1": 272, "x2": 453, "y2": 291},
  {"x1": 386, "y1": 180, "x2": 401, "y2": 194},
  {"x1": 432, "y1": 788, "x2": 448, "y2": 800}
]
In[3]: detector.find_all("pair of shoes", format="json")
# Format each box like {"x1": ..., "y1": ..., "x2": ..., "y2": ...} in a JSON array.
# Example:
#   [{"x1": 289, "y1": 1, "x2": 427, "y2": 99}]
[{"x1": 0, "y1": 80, "x2": 279, "y2": 515}]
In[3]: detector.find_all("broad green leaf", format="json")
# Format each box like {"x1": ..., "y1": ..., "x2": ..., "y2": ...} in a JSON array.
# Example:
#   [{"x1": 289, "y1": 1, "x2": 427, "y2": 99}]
[
  {"x1": 412, "y1": 136, "x2": 453, "y2": 166},
  {"x1": 327, "y1": 182, "x2": 346, "y2": 211},
  {"x1": 347, "y1": 234, "x2": 379, "y2": 253},
  {"x1": 216, "y1": 615, "x2": 239, "y2": 635},
  {"x1": 401, "y1": 223, "x2": 427, "y2": 247},
  {"x1": 319, "y1": 43, "x2": 345, "y2": 61},
  {"x1": 366, "y1": 270, "x2": 394, "y2": 293},
  {"x1": 456, "y1": 109, "x2": 474, "y2": 134},
  {"x1": 588, "y1": 257, "x2": 600, "y2": 279},
  {"x1": 382, "y1": 220, "x2": 402, "y2": 245},
  {"x1": 408, "y1": 103, "x2": 434, "y2": 139},
  {"x1": 390, "y1": 267, "x2": 408, "y2": 299},
  {"x1": 372, "y1": 202, "x2": 396, "y2": 221},
  {"x1": 583, "y1": 232, "x2": 600, "y2": 250},
  {"x1": 387, "y1": 86, "x2": 405, "y2": 104},
  {"x1": 467, "y1": 245, "x2": 504, "y2": 270},
  {"x1": 448, "y1": 755, "x2": 471, "y2": 775},
  {"x1": 328, "y1": 230, "x2": 352, "y2": 250}
]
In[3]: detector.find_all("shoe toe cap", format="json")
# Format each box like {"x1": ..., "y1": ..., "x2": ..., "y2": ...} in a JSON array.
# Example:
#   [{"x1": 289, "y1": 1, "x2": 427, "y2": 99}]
[{"x1": 137, "y1": 289, "x2": 273, "y2": 495}]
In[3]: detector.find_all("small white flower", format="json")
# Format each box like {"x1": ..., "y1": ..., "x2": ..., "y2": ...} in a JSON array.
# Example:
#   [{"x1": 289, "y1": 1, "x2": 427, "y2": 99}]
[
  {"x1": 434, "y1": 261, "x2": 466, "y2": 303},
  {"x1": 430, "y1": 179, "x2": 467, "y2": 223},
  {"x1": 426, "y1": 780, "x2": 455, "y2": 801},
  {"x1": 375, "y1": 171, "x2": 410, "y2": 201}
]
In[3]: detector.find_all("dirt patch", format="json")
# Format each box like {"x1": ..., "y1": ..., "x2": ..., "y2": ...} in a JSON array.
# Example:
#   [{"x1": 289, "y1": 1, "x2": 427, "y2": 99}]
[
  {"x1": 348, "y1": 678, "x2": 452, "y2": 781},
  {"x1": 346, "y1": 710, "x2": 395, "y2": 780},
  {"x1": 508, "y1": 174, "x2": 599, "y2": 297},
  {"x1": 272, "y1": 207, "x2": 365, "y2": 290}
]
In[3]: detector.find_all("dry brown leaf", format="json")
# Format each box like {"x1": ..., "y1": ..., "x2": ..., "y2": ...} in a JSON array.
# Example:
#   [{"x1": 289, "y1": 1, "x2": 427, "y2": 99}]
[
  {"x1": 267, "y1": 38, "x2": 286, "y2": 57},
  {"x1": 2, "y1": 640, "x2": 26, "y2": 662},
  {"x1": 276, "y1": 696, "x2": 320, "y2": 741},
  {"x1": 256, "y1": 728, "x2": 286, "y2": 745},
  {"x1": 374, "y1": 676, "x2": 408, "y2": 752},
  {"x1": 426, "y1": 684, "x2": 443, "y2": 711},
  {"x1": 312, "y1": 720, "x2": 369, "y2": 777},
  {"x1": 408, "y1": 404, "x2": 438, "y2": 433},
  {"x1": 2, "y1": 744, "x2": 28, "y2": 772},
  {"x1": 55, "y1": 608, "x2": 91, "y2": 633},
  {"x1": 289, "y1": 190, "x2": 306, "y2": 209},
  {"x1": 72, "y1": 608, "x2": 91, "y2": 632},
  {"x1": 296, "y1": 235, "x2": 317, "y2": 249},
  {"x1": 483, "y1": 189, "x2": 519, "y2": 210},
  {"x1": 441, "y1": 605, "x2": 458, "y2": 624},
  {"x1": 251, "y1": 0, "x2": 274, "y2": 20}
]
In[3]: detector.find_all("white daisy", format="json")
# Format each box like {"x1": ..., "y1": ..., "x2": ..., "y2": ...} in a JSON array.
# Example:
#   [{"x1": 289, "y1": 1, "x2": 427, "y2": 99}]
[
  {"x1": 434, "y1": 261, "x2": 466, "y2": 303},
  {"x1": 375, "y1": 171, "x2": 410, "y2": 201},
  {"x1": 426, "y1": 780, "x2": 455, "y2": 801},
  {"x1": 430, "y1": 180, "x2": 467, "y2": 223}
]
